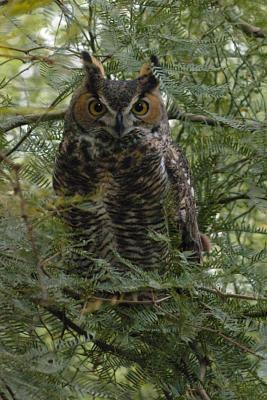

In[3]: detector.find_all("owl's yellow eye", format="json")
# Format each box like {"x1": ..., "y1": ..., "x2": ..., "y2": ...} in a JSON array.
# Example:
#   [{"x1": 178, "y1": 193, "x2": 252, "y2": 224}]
[
  {"x1": 132, "y1": 100, "x2": 149, "y2": 116},
  {"x1": 88, "y1": 99, "x2": 106, "y2": 117}
]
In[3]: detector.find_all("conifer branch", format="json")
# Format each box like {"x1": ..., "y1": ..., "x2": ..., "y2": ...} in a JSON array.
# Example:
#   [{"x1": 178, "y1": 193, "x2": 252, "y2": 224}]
[
  {"x1": 201, "y1": 326, "x2": 264, "y2": 359},
  {"x1": 85, "y1": 294, "x2": 172, "y2": 306},
  {"x1": 44, "y1": 304, "x2": 145, "y2": 364},
  {"x1": 156, "y1": 304, "x2": 264, "y2": 360},
  {"x1": 1, "y1": 384, "x2": 16, "y2": 400},
  {"x1": 45, "y1": 306, "x2": 88, "y2": 337},
  {"x1": 0, "y1": 154, "x2": 48, "y2": 300}
]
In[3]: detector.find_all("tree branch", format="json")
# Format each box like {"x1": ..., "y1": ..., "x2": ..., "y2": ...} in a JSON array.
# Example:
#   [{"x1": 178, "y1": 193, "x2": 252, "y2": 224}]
[
  {"x1": 217, "y1": 1, "x2": 266, "y2": 38},
  {"x1": 45, "y1": 305, "x2": 88, "y2": 336},
  {"x1": 201, "y1": 326, "x2": 264, "y2": 359},
  {"x1": 168, "y1": 109, "x2": 219, "y2": 126},
  {"x1": 0, "y1": 52, "x2": 55, "y2": 64},
  {"x1": 0, "y1": 110, "x2": 66, "y2": 133},
  {"x1": 167, "y1": 106, "x2": 262, "y2": 132},
  {"x1": 197, "y1": 386, "x2": 211, "y2": 400},
  {"x1": 1, "y1": 107, "x2": 263, "y2": 139},
  {"x1": 42, "y1": 303, "x2": 143, "y2": 363},
  {"x1": 217, "y1": 194, "x2": 250, "y2": 205},
  {"x1": 242, "y1": 309, "x2": 267, "y2": 318},
  {"x1": 157, "y1": 303, "x2": 264, "y2": 360},
  {"x1": 198, "y1": 286, "x2": 267, "y2": 301},
  {"x1": 236, "y1": 19, "x2": 265, "y2": 39}
]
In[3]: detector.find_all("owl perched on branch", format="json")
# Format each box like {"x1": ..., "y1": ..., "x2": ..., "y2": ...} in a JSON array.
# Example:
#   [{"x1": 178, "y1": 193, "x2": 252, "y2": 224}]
[{"x1": 53, "y1": 52, "x2": 208, "y2": 277}]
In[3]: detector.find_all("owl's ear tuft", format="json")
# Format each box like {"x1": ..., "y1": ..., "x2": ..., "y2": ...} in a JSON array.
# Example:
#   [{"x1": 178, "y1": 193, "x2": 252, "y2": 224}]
[
  {"x1": 150, "y1": 55, "x2": 160, "y2": 67},
  {"x1": 81, "y1": 51, "x2": 105, "y2": 79},
  {"x1": 138, "y1": 58, "x2": 159, "y2": 93},
  {"x1": 81, "y1": 51, "x2": 92, "y2": 63}
]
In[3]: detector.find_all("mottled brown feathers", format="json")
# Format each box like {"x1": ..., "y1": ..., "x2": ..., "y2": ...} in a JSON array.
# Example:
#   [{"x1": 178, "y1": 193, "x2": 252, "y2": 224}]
[
  {"x1": 81, "y1": 51, "x2": 105, "y2": 78},
  {"x1": 53, "y1": 52, "x2": 206, "y2": 277}
]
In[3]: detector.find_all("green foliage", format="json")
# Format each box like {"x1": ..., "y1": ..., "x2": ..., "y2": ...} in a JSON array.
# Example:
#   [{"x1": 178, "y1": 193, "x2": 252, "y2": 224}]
[{"x1": 0, "y1": 1, "x2": 267, "y2": 399}]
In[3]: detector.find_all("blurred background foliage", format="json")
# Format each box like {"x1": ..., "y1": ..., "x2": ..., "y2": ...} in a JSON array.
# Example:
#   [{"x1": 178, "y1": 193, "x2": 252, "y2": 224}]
[{"x1": 0, "y1": 0, "x2": 267, "y2": 399}]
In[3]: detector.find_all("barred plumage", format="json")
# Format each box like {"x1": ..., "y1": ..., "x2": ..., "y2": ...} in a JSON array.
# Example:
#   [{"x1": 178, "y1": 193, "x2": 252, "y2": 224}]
[{"x1": 53, "y1": 52, "x2": 204, "y2": 277}]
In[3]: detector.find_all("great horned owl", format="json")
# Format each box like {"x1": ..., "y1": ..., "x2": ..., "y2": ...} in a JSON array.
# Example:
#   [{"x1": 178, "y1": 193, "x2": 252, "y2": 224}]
[{"x1": 53, "y1": 52, "x2": 206, "y2": 277}]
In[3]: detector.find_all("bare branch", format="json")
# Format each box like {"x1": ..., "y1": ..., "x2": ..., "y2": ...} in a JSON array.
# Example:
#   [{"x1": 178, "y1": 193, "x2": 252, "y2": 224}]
[
  {"x1": 0, "y1": 110, "x2": 65, "y2": 133},
  {"x1": 237, "y1": 20, "x2": 265, "y2": 38},
  {"x1": 216, "y1": 2, "x2": 266, "y2": 38},
  {"x1": 81, "y1": 294, "x2": 172, "y2": 314},
  {"x1": 196, "y1": 386, "x2": 211, "y2": 400}
]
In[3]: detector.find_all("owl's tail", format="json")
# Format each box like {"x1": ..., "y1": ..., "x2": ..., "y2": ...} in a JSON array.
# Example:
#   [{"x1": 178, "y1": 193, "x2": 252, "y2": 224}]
[{"x1": 200, "y1": 233, "x2": 211, "y2": 252}]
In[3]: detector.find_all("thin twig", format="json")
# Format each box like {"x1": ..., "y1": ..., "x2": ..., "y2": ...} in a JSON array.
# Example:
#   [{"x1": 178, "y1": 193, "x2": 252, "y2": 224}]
[
  {"x1": 88, "y1": 294, "x2": 171, "y2": 305},
  {"x1": 0, "y1": 62, "x2": 38, "y2": 89},
  {"x1": 167, "y1": 106, "x2": 263, "y2": 132},
  {"x1": 190, "y1": 346, "x2": 212, "y2": 400},
  {"x1": 242, "y1": 309, "x2": 267, "y2": 318},
  {"x1": 155, "y1": 303, "x2": 264, "y2": 360},
  {"x1": 217, "y1": 194, "x2": 250, "y2": 205},
  {"x1": 0, "y1": 53, "x2": 55, "y2": 64},
  {"x1": 45, "y1": 306, "x2": 88, "y2": 336},
  {"x1": 0, "y1": 44, "x2": 53, "y2": 54},
  {"x1": 196, "y1": 386, "x2": 211, "y2": 400},
  {"x1": 236, "y1": 20, "x2": 265, "y2": 38},
  {"x1": 42, "y1": 303, "x2": 143, "y2": 363},
  {"x1": 198, "y1": 286, "x2": 267, "y2": 301},
  {"x1": 200, "y1": 326, "x2": 265, "y2": 359}
]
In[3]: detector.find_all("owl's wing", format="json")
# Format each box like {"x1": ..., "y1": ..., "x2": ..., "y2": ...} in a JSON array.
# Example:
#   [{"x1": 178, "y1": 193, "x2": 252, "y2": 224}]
[{"x1": 164, "y1": 142, "x2": 203, "y2": 261}]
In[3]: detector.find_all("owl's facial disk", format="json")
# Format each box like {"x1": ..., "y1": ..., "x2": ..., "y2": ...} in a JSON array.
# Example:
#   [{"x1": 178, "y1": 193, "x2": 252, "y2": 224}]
[
  {"x1": 73, "y1": 86, "x2": 162, "y2": 138},
  {"x1": 73, "y1": 52, "x2": 164, "y2": 138}
]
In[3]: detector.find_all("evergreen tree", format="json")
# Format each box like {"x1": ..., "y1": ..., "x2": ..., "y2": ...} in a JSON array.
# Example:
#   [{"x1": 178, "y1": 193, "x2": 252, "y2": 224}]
[{"x1": 0, "y1": 1, "x2": 266, "y2": 399}]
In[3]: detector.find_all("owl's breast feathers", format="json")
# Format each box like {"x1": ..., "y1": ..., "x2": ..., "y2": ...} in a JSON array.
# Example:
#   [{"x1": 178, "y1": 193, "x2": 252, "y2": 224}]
[
  {"x1": 53, "y1": 132, "x2": 172, "y2": 269},
  {"x1": 53, "y1": 128, "x2": 203, "y2": 270}
]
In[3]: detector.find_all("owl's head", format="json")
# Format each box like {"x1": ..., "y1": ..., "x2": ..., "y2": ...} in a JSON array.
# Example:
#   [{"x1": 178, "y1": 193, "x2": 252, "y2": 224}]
[{"x1": 69, "y1": 52, "x2": 167, "y2": 139}]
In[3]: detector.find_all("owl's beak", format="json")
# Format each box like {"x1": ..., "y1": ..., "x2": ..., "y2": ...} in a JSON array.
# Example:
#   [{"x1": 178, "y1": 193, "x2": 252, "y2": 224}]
[{"x1": 114, "y1": 112, "x2": 124, "y2": 136}]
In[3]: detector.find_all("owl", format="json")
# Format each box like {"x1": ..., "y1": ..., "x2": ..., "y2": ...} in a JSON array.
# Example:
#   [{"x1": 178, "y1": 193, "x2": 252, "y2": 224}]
[{"x1": 53, "y1": 52, "x2": 207, "y2": 278}]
